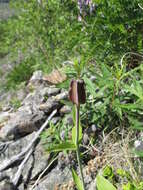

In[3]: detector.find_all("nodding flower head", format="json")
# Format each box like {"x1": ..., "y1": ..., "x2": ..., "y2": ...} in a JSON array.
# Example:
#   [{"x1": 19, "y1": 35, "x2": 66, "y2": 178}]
[{"x1": 69, "y1": 79, "x2": 86, "y2": 106}]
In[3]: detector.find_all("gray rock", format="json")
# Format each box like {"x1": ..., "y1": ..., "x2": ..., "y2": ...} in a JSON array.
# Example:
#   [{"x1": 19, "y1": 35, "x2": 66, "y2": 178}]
[
  {"x1": 0, "y1": 133, "x2": 35, "y2": 182},
  {"x1": 39, "y1": 99, "x2": 60, "y2": 114},
  {"x1": 0, "y1": 112, "x2": 12, "y2": 124},
  {"x1": 22, "y1": 142, "x2": 50, "y2": 181},
  {"x1": 64, "y1": 115, "x2": 73, "y2": 126},
  {"x1": 134, "y1": 140, "x2": 143, "y2": 151},
  {"x1": 40, "y1": 87, "x2": 60, "y2": 98},
  {"x1": 59, "y1": 105, "x2": 71, "y2": 115},
  {"x1": 2, "y1": 106, "x2": 12, "y2": 112},
  {"x1": 0, "y1": 110, "x2": 45, "y2": 140},
  {"x1": 39, "y1": 91, "x2": 68, "y2": 114},
  {"x1": 22, "y1": 91, "x2": 44, "y2": 107},
  {"x1": 0, "y1": 179, "x2": 16, "y2": 190},
  {"x1": 88, "y1": 179, "x2": 97, "y2": 190},
  {"x1": 91, "y1": 124, "x2": 97, "y2": 132},
  {"x1": 0, "y1": 133, "x2": 35, "y2": 161},
  {"x1": 53, "y1": 91, "x2": 68, "y2": 101},
  {"x1": 32, "y1": 166, "x2": 72, "y2": 190},
  {"x1": 0, "y1": 132, "x2": 50, "y2": 187},
  {"x1": 60, "y1": 130, "x2": 66, "y2": 141},
  {"x1": 83, "y1": 133, "x2": 89, "y2": 145},
  {"x1": 16, "y1": 88, "x2": 27, "y2": 102},
  {"x1": 18, "y1": 183, "x2": 24, "y2": 190},
  {"x1": 30, "y1": 70, "x2": 43, "y2": 82},
  {"x1": 22, "y1": 87, "x2": 60, "y2": 110},
  {"x1": 18, "y1": 105, "x2": 34, "y2": 114},
  {"x1": 28, "y1": 71, "x2": 43, "y2": 88},
  {"x1": 51, "y1": 117, "x2": 61, "y2": 125}
]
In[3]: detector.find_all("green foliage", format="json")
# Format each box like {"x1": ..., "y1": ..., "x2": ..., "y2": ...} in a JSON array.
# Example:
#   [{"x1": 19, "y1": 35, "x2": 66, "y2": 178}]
[
  {"x1": 116, "y1": 168, "x2": 131, "y2": 179},
  {"x1": 45, "y1": 142, "x2": 76, "y2": 152},
  {"x1": 123, "y1": 182, "x2": 143, "y2": 190},
  {"x1": 122, "y1": 183, "x2": 136, "y2": 190},
  {"x1": 1, "y1": 0, "x2": 143, "y2": 89},
  {"x1": 89, "y1": 0, "x2": 143, "y2": 63},
  {"x1": 1, "y1": 1, "x2": 143, "y2": 188},
  {"x1": 78, "y1": 59, "x2": 143, "y2": 132},
  {"x1": 103, "y1": 166, "x2": 114, "y2": 179},
  {"x1": 7, "y1": 0, "x2": 143, "y2": 65},
  {"x1": 41, "y1": 121, "x2": 71, "y2": 146},
  {"x1": 72, "y1": 105, "x2": 83, "y2": 145},
  {"x1": 0, "y1": 21, "x2": 9, "y2": 57},
  {"x1": 96, "y1": 174, "x2": 117, "y2": 190},
  {"x1": 10, "y1": 97, "x2": 21, "y2": 110},
  {"x1": 72, "y1": 125, "x2": 83, "y2": 145},
  {"x1": 8, "y1": 0, "x2": 80, "y2": 66},
  {"x1": 72, "y1": 168, "x2": 84, "y2": 190},
  {"x1": 100, "y1": 166, "x2": 143, "y2": 190},
  {"x1": 5, "y1": 57, "x2": 35, "y2": 89},
  {"x1": 42, "y1": 103, "x2": 85, "y2": 189}
]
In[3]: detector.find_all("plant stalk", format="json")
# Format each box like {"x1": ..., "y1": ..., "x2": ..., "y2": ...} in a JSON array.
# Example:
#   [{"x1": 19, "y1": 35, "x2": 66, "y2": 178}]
[{"x1": 76, "y1": 105, "x2": 85, "y2": 190}]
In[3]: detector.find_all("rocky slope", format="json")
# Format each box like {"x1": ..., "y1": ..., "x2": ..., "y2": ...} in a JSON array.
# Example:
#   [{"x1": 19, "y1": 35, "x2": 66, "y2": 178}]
[{"x1": 0, "y1": 70, "x2": 98, "y2": 190}]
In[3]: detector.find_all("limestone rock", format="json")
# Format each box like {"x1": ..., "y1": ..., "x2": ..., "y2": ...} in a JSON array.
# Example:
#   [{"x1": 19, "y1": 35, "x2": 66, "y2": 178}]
[
  {"x1": 0, "y1": 132, "x2": 50, "y2": 187},
  {"x1": 50, "y1": 117, "x2": 61, "y2": 125},
  {"x1": 0, "y1": 133, "x2": 35, "y2": 162},
  {"x1": 39, "y1": 99, "x2": 60, "y2": 114},
  {"x1": 59, "y1": 105, "x2": 71, "y2": 115},
  {"x1": 29, "y1": 70, "x2": 43, "y2": 84},
  {"x1": 0, "y1": 110, "x2": 45, "y2": 140},
  {"x1": 88, "y1": 179, "x2": 97, "y2": 190},
  {"x1": 53, "y1": 91, "x2": 68, "y2": 101},
  {"x1": 64, "y1": 114, "x2": 73, "y2": 126},
  {"x1": 134, "y1": 140, "x2": 143, "y2": 152},
  {"x1": 41, "y1": 87, "x2": 60, "y2": 97},
  {"x1": 0, "y1": 180, "x2": 16, "y2": 190},
  {"x1": 22, "y1": 142, "x2": 50, "y2": 181},
  {"x1": 22, "y1": 91, "x2": 44, "y2": 107},
  {"x1": 32, "y1": 166, "x2": 72, "y2": 190}
]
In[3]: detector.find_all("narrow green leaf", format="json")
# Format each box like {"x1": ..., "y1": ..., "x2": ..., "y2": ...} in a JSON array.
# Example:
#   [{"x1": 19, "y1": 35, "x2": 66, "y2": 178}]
[
  {"x1": 96, "y1": 175, "x2": 117, "y2": 190},
  {"x1": 118, "y1": 103, "x2": 141, "y2": 110},
  {"x1": 45, "y1": 142, "x2": 76, "y2": 152},
  {"x1": 72, "y1": 105, "x2": 76, "y2": 126},
  {"x1": 72, "y1": 123, "x2": 83, "y2": 145},
  {"x1": 128, "y1": 117, "x2": 143, "y2": 130},
  {"x1": 72, "y1": 168, "x2": 84, "y2": 190},
  {"x1": 122, "y1": 182, "x2": 135, "y2": 190},
  {"x1": 124, "y1": 83, "x2": 143, "y2": 100}
]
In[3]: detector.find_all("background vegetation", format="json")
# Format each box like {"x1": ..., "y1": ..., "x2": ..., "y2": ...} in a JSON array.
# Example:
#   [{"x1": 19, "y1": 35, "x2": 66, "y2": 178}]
[
  {"x1": 1, "y1": 0, "x2": 143, "y2": 189},
  {"x1": 0, "y1": 0, "x2": 143, "y2": 86}
]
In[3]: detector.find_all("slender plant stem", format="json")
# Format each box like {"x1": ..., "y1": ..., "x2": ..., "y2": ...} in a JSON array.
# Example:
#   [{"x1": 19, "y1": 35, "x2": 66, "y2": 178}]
[{"x1": 76, "y1": 105, "x2": 85, "y2": 190}]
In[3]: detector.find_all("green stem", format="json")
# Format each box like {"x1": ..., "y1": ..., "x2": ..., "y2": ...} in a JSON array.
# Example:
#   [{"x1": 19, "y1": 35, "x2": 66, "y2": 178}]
[{"x1": 76, "y1": 105, "x2": 85, "y2": 190}]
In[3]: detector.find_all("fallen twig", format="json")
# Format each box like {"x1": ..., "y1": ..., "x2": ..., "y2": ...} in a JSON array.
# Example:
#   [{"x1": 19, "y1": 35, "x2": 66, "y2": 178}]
[
  {"x1": 30, "y1": 155, "x2": 58, "y2": 190},
  {"x1": 12, "y1": 147, "x2": 34, "y2": 186},
  {"x1": 0, "y1": 109, "x2": 57, "y2": 172}
]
